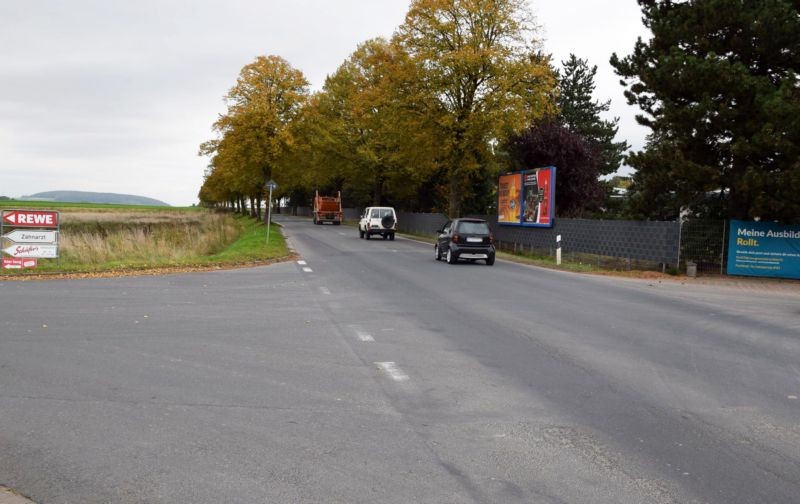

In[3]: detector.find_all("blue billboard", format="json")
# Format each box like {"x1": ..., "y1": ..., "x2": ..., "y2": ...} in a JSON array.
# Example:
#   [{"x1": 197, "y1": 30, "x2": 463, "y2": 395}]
[{"x1": 727, "y1": 220, "x2": 800, "y2": 279}]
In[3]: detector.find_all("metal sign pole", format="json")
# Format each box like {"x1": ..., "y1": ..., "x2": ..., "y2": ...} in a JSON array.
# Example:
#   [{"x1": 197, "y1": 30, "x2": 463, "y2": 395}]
[
  {"x1": 264, "y1": 180, "x2": 278, "y2": 245},
  {"x1": 266, "y1": 185, "x2": 273, "y2": 244}
]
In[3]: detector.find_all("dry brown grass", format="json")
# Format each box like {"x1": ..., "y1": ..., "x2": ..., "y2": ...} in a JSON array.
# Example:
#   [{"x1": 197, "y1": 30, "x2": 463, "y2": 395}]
[
  {"x1": 61, "y1": 210, "x2": 205, "y2": 224},
  {"x1": 58, "y1": 212, "x2": 238, "y2": 265}
]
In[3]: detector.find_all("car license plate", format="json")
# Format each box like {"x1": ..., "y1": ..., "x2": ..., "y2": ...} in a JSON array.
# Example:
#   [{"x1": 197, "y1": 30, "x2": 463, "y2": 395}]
[{"x1": 466, "y1": 237, "x2": 482, "y2": 243}]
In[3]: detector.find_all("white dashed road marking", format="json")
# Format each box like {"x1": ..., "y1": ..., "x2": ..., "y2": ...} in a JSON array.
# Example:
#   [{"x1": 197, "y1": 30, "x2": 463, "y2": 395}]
[
  {"x1": 302, "y1": 267, "x2": 313, "y2": 273},
  {"x1": 319, "y1": 287, "x2": 331, "y2": 295},
  {"x1": 375, "y1": 362, "x2": 409, "y2": 382},
  {"x1": 349, "y1": 325, "x2": 375, "y2": 342},
  {"x1": 297, "y1": 260, "x2": 307, "y2": 265},
  {"x1": 356, "y1": 330, "x2": 375, "y2": 342}
]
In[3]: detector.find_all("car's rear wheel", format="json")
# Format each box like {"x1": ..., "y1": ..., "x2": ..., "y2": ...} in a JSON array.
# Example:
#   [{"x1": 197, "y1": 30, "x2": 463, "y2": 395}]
[
  {"x1": 434, "y1": 244, "x2": 441, "y2": 261},
  {"x1": 486, "y1": 254, "x2": 495, "y2": 266},
  {"x1": 446, "y1": 249, "x2": 456, "y2": 264}
]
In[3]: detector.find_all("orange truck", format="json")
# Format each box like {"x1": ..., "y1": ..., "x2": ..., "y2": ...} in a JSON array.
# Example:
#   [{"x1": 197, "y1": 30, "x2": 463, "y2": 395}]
[{"x1": 313, "y1": 190, "x2": 343, "y2": 225}]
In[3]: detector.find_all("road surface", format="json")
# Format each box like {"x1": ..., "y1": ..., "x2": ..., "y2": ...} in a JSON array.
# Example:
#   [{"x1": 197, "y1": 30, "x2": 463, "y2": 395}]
[{"x1": 1, "y1": 216, "x2": 798, "y2": 503}]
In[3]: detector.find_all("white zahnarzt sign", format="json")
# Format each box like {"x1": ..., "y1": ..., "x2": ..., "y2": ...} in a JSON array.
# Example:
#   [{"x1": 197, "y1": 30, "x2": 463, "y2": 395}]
[{"x1": 3, "y1": 230, "x2": 58, "y2": 244}]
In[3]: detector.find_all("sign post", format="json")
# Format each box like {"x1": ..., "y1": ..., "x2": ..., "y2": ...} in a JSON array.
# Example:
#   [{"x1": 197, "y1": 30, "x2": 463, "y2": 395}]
[
  {"x1": 264, "y1": 180, "x2": 278, "y2": 245},
  {"x1": 1, "y1": 209, "x2": 60, "y2": 270}
]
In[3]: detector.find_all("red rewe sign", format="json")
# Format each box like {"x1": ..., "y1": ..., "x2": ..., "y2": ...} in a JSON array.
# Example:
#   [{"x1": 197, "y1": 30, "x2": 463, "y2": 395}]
[{"x1": 2, "y1": 210, "x2": 59, "y2": 228}]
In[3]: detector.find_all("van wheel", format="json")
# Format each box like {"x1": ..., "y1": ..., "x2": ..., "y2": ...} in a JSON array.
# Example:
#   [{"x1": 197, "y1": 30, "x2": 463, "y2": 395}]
[
  {"x1": 389, "y1": 233, "x2": 395, "y2": 241},
  {"x1": 365, "y1": 232, "x2": 371, "y2": 240},
  {"x1": 359, "y1": 228, "x2": 364, "y2": 239}
]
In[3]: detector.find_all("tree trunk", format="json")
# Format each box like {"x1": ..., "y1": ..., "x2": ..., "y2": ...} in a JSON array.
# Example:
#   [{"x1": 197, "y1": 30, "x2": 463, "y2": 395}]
[
  {"x1": 448, "y1": 123, "x2": 467, "y2": 218},
  {"x1": 373, "y1": 174, "x2": 385, "y2": 206},
  {"x1": 448, "y1": 176, "x2": 460, "y2": 218}
]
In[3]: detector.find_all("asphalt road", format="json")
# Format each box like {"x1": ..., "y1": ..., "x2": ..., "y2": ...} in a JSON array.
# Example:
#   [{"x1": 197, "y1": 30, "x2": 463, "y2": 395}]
[{"x1": 1, "y1": 216, "x2": 798, "y2": 503}]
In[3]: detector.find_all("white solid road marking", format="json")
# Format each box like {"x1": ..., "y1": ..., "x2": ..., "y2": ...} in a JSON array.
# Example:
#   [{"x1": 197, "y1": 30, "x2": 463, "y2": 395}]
[
  {"x1": 319, "y1": 287, "x2": 331, "y2": 295},
  {"x1": 297, "y1": 260, "x2": 307, "y2": 265},
  {"x1": 375, "y1": 362, "x2": 409, "y2": 382},
  {"x1": 302, "y1": 267, "x2": 313, "y2": 273}
]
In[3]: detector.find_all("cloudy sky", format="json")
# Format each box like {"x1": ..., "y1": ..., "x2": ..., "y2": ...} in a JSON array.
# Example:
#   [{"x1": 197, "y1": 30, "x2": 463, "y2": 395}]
[{"x1": 0, "y1": 1, "x2": 649, "y2": 206}]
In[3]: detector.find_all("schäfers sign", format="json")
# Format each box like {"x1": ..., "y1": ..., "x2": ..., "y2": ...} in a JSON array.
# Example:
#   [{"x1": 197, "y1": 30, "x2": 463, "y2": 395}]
[
  {"x1": 3, "y1": 244, "x2": 58, "y2": 258},
  {"x1": 2, "y1": 210, "x2": 59, "y2": 228}
]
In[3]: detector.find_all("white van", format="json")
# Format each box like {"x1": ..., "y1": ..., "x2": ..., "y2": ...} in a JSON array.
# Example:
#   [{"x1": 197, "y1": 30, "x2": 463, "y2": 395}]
[{"x1": 358, "y1": 207, "x2": 397, "y2": 240}]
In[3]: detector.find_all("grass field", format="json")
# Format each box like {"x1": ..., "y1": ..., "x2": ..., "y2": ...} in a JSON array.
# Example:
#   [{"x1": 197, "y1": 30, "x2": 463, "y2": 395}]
[{"x1": 0, "y1": 202, "x2": 289, "y2": 276}]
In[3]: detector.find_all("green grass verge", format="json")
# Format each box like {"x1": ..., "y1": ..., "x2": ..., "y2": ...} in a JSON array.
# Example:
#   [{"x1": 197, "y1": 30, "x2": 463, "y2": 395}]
[{"x1": 209, "y1": 216, "x2": 288, "y2": 263}]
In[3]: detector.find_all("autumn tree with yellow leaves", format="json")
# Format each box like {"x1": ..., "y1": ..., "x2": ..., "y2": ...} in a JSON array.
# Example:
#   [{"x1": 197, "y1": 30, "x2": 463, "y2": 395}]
[
  {"x1": 199, "y1": 55, "x2": 309, "y2": 215},
  {"x1": 395, "y1": 0, "x2": 557, "y2": 215}
]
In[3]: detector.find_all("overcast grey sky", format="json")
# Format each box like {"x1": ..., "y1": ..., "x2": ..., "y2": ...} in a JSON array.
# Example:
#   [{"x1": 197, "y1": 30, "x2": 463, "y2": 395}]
[{"x1": 0, "y1": 1, "x2": 648, "y2": 206}]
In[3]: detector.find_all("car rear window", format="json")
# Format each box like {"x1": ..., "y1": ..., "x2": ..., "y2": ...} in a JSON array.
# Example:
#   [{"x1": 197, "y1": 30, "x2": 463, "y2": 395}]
[
  {"x1": 371, "y1": 209, "x2": 394, "y2": 218},
  {"x1": 457, "y1": 221, "x2": 489, "y2": 234}
]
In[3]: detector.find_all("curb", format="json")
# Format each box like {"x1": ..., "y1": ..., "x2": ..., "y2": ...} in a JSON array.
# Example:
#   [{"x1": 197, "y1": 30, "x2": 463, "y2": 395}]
[{"x1": 0, "y1": 487, "x2": 35, "y2": 504}]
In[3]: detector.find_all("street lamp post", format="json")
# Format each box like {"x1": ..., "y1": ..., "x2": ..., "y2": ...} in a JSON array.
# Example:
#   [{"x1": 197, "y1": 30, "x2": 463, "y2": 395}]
[{"x1": 264, "y1": 180, "x2": 278, "y2": 244}]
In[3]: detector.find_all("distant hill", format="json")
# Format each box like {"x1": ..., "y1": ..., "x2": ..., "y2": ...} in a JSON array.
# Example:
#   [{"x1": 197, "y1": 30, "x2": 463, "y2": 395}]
[{"x1": 22, "y1": 191, "x2": 170, "y2": 206}]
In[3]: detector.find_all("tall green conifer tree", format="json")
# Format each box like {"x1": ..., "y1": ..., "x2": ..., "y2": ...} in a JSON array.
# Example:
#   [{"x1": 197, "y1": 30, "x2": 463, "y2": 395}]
[{"x1": 611, "y1": 0, "x2": 800, "y2": 222}]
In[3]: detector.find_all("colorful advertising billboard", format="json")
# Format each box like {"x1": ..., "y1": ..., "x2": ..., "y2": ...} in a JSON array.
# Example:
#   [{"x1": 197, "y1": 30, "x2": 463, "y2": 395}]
[
  {"x1": 497, "y1": 167, "x2": 555, "y2": 227},
  {"x1": 727, "y1": 220, "x2": 800, "y2": 279}
]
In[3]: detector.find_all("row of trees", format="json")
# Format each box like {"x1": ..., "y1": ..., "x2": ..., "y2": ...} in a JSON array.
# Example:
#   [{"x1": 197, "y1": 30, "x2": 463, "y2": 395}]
[
  {"x1": 199, "y1": 0, "x2": 623, "y2": 218},
  {"x1": 200, "y1": 0, "x2": 799, "y2": 224}
]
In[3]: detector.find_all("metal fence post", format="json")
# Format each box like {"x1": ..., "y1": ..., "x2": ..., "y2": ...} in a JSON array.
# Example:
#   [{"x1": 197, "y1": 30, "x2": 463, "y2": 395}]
[
  {"x1": 720, "y1": 220, "x2": 727, "y2": 275},
  {"x1": 676, "y1": 220, "x2": 684, "y2": 271}
]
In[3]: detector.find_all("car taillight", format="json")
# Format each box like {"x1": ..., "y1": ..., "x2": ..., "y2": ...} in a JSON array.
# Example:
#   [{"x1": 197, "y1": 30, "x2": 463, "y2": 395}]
[
  {"x1": 452, "y1": 233, "x2": 459, "y2": 243},
  {"x1": 488, "y1": 233, "x2": 494, "y2": 244}
]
